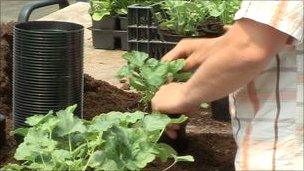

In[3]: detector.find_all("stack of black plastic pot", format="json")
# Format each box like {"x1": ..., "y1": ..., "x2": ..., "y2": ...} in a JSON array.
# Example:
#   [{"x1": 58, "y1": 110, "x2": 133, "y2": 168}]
[
  {"x1": 13, "y1": 21, "x2": 84, "y2": 128},
  {"x1": 0, "y1": 113, "x2": 5, "y2": 148},
  {"x1": 91, "y1": 16, "x2": 128, "y2": 50},
  {"x1": 127, "y1": 4, "x2": 231, "y2": 122}
]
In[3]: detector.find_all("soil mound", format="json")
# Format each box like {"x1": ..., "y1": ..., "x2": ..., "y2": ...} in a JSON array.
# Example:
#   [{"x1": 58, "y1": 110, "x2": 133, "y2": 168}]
[{"x1": 84, "y1": 74, "x2": 140, "y2": 119}]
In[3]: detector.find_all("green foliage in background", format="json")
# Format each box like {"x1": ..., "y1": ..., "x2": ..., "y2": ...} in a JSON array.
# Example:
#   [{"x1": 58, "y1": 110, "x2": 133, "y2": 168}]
[
  {"x1": 89, "y1": 0, "x2": 163, "y2": 21},
  {"x1": 157, "y1": 0, "x2": 241, "y2": 36}
]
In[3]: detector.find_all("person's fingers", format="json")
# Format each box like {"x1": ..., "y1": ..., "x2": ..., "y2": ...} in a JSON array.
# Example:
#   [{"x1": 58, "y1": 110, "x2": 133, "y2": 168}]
[
  {"x1": 183, "y1": 53, "x2": 200, "y2": 71},
  {"x1": 162, "y1": 46, "x2": 186, "y2": 62},
  {"x1": 167, "y1": 124, "x2": 180, "y2": 130},
  {"x1": 165, "y1": 128, "x2": 178, "y2": 139},
  {"x1": 164, "y1": 124, "x2": 180, "y2": 139},
  {"x1": 161, "y1": 39, "x2": 192, "y2": 61}
]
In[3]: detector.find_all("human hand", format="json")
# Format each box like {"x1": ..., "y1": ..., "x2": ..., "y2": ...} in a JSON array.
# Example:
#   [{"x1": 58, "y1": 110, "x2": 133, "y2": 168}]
[
  {"x1": 151, "y1": 83, "x2": 186, "y2": 140},
  {"x1": 162, "y1": 38, "x2": 219, "y2": 71},
  {"x1": 152, "y1": 82, "x2": 196, "y2": 115}
]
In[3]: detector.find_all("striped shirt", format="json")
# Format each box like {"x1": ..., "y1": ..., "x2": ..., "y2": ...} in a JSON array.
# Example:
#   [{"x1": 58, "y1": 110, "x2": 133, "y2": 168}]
[{"x1": 230, "y1": 1, "x2": 303, "y2": 170}]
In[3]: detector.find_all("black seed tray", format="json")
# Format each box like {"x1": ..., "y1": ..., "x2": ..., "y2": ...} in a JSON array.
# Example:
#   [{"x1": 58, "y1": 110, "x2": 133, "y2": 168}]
[{"x1": 91, "y1": 28, "x2": 128, "y2": 50}]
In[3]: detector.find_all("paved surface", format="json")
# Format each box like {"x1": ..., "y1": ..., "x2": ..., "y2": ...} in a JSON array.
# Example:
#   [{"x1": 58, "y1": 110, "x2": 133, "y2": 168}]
[
  {"x1": 2, "y1": 1, "x2": 126, "y2": 87},
  {"x1": 38, "y1": 2, "x2": 126, "y2": 87},
  {"x1": 1, "y1": 0, "x2": 60, "y2": 22}
]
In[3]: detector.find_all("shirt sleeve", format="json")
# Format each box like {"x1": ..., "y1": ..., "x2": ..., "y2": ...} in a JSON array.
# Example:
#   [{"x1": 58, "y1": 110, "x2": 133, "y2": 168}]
[{"x1": 234, "y1": 0, "x2": 303, "y2": 43}]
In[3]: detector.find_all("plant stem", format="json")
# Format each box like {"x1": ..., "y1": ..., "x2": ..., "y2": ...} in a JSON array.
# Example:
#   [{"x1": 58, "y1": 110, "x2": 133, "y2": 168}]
[
  {"x1": 82, "y1": 149, "x2": 94, "y2": 171},
  {"x1": 155, "y1": 128, "x2": 165, "y2": 143},
  {"x1": 162, "y1": 160, "x2": 177, "y2": 171},
  {"x1": 68, "y1": 134, "x2": 72, "y2": 153},
  {"x1": 40, "y1": 153, "x2": 46, "y2": 167},
  {"x1": 49, "y1": 129, "x2": 52, "y2": 139}
]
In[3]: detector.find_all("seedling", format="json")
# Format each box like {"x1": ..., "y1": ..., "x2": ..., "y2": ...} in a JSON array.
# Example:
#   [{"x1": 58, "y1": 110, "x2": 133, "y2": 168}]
[
  {"x1": 117, "y1": 51, "x2": 192, "y2": 109},
  {"x1": 157, "y1": 0, "x2": 241, "y2": 36},
  {"x1": 2, "y1": 105, "x2": 193, "y2": 171}
]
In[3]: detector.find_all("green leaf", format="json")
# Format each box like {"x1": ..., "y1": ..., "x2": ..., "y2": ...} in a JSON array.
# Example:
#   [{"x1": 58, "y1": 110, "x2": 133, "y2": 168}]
[
  {"x1": 89, "y1": 150, "x2": 106, "y2": 168},
  {"x1": 0, "y1": 164, "x2": 23, "y2": 171},
  {"x1": 156, "y1": 143, "x2": 177, "y2": 162},
  {"x1": 14, "y1": 128, "x2": 57, "y2": 161},
  {"x1": 52, "y1": 150, "x2": 71, "y2": 163},
  {"x1": 56, "y1": 106, "x2": 86, "y2": 136},
  {"x1": 173, "y1": 155, "x2": 195, "y2": 162},
  {"x1": 25, "y1": 110, "x2": 53, "y2": 126},
  {"x1": 117, "y1": 66, "x2": 131, "y2": 78},
  {"x1": 143, "y1": 114, "x2": 171, "y2": 132},
  {"x1": 146, "y1": 58, "x2": 159, "y2": 68},
  {"x1": 12, "y1": 128, "x2": 28, "y2": 137},
  {"x1": 168, "y1": 59, "x2": 186, "y2": 73},
  {"x1": 129, "y1": 76, "x2": 146, "y2": 91},
  {"x1": 92, "y1": 11, "x2": 110, "y2": 21},
  {"x1": 169, "y1": 115, "x2": 188, "y2": 124},
  {"x1": 26, "y1": 163, "x2": 53, "y2": 170},
  {"x1": 133, "y1": 150, "x2": 156, "y2": 169},
  {"x1": 174, "y1": 72, "x2": 192, "y2": 82},
  {"x1": 124, "y1": 111, "x2": 145, "y2": 124},
  {"x1": 123, "y1": 51, "x2": 149, "y2": 67}
]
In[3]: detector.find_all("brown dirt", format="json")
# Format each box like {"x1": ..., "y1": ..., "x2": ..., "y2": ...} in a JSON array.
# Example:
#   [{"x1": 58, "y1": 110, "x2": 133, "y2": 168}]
[
  {"x1": 83, "y1": 74, "x2": 140, "y2": 120},
  {"x1": 0, "y1": 22, "x2": 236, "y2": 170},
  {"x1": 0, "y1": 22, "x2": 16, "y2": 167},
  {"x1": 0, "y1": 22, "x2": 14, "y2": 119}
]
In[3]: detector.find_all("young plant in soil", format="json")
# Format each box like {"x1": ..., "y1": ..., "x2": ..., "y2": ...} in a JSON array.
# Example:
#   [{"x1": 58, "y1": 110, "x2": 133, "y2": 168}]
[
  {"x1": 1, "y1": 105, "x2": 193, "y2": 171},
  {"x1": 89, "y1": 0, "x2": 162, "y2": 21},
  {"x1": 157, "y1": 0, "x2": 241, "y2": 37},
  {"x1": 117, "y1": 51, "x2": 192, "y2": 110}
]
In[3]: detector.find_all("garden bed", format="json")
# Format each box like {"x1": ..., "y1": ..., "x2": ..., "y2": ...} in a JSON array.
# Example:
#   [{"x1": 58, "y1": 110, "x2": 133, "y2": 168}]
[{"x1": 0, "y1": 23, "x2": 236, "y2": 170}]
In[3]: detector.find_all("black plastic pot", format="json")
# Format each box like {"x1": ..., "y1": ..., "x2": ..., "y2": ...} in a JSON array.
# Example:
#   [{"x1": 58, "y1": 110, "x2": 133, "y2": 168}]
[
  {"x1": 211, "y1": 97, "x2": 231, "y2": 122},
  {"x1": 119, "y1": 15, "x2": 128, "y2": 30},
  {"x1": 91, "y1": 29, "x2": 115, "y2": 50},
  {"x1": 0, "y1": 113, "x2": 5, "y2": 148},
  {"x1": 92, "y1": 16, "x2": 118, "y2": 30},
  {"x1": 13, "y1": 21, "x2": 84, "y2": 128},
  {"x1": 114, "y1": 31, "x2": 128, "y2": 51},
  {"x1": 91, "y1": 28, "x2": 128, "y2": 50}
]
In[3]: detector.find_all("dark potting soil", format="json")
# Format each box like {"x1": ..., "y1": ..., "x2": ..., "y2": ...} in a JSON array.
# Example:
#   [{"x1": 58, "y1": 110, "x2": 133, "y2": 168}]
[
  {"x1": 0, "y1": 22, "x2": 17, "y2": 168},
  {"x1": 0, "y1": 22, "x2": 236, "y2": 170},
  {"x1": 83, "y1": 74, "x2": 140, "y2": 120},
  {"x1": 0, "y1": 22, "x2": 14, "y2": 120}
]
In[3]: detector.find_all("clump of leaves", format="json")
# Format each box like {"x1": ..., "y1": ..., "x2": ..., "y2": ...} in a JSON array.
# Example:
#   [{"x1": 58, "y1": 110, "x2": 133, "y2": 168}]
[
  {"x1": 157, "y1": 0, "x2": 241, "y2": 36},
  {"x1": 157, "y1": 0, "x2": 207, "y2": 36},
  {"x1": 201, "y1": 0, "x2": 241, "y2": 25},
  {"x1": 1, "y1": 105, "x2": 193, "y2": 171},
  {"x1": 89, "y1": 0, "x2": 162, "y2": 21},
  {"x1": 117, "y1": 51, "x2": 191, "y2": 109}
]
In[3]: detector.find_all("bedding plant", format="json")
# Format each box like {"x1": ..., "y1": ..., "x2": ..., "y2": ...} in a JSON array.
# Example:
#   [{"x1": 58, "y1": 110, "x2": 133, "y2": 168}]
[
  {"x1": 157, "y1": 0, "x2": 241, "y2": 37},
  {"x1": 1, "y1": 52, "x2": 195, "y2": 171}
]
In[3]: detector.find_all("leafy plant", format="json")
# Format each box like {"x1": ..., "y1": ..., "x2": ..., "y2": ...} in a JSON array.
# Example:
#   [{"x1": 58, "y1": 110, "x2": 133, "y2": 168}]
[
  {"x1": 1, "y1": 105, "x2": 193, "y2": 171},
  {"x1": 117, "y1": 51, "x2": 192, "y2": 108},
  {"x1": 90, "y1": 0, "x2": 114, "y2": 21},
  {"x1": 157, "y1": 0, "x2": 208, "y2": 36},
  {"x1": 157, "y1": 0, "x2": 241, "y2": 36},
  {"x1": 201, "y1": 0, "x2": 241, "y2": 25},
  {"x1": 90, "y1": 0, "x2": 162, "y2": 21}
]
